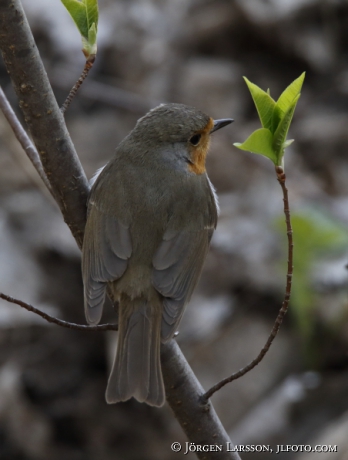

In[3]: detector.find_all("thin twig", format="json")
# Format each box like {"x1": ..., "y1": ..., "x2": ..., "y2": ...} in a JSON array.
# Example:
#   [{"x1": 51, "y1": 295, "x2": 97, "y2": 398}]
[
  {"x1": 0, "y1": 293, "x2": 118, "y2": 331},
  {"x1": 60, "y1": 56, "x2": 95, "y2": 114},
  {"x1": 0, "y1": 86, "x2": 53, "y2": 194},
  {"x1": 51, "y1": 70, "x2": 156, "y2": 113},
  {"x1": 202, "y1": 165, "x2": 293, "y2": 402}
]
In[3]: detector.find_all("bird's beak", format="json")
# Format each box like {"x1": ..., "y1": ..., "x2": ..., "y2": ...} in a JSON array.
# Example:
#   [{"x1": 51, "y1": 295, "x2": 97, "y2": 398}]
[{"x1": 211, "y1": 118, "x2": 234, "y2": 133}]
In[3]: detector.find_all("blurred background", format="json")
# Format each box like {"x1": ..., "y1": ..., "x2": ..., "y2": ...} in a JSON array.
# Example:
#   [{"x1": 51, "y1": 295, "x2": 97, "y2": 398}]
[{"x1": 0, "y1": 0, "x2": 348, "y2": 458}]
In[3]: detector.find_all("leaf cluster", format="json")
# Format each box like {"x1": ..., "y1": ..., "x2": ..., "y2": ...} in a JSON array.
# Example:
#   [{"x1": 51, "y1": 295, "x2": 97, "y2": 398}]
[
  {"x1": 61, "y1": 0, "x2": 98, "y2": 59},
  {"x1": 234, "y1": 73, "x2": 305, "y2": 167}
]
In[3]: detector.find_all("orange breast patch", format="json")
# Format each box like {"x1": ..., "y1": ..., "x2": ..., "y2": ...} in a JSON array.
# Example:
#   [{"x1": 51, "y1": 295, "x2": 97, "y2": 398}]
[{"x1": 188, "y1": 118, "x2": 214, "y2": 175}]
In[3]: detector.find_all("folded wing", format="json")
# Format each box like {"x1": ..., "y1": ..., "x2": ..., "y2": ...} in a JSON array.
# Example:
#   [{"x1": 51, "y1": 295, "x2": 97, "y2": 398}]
[
  {"x1": 152, "y1": 223, "x2": 214, "y2": 342},
  {"x1": 82, "y1": 207, "x2": 132, "y2": 325}
]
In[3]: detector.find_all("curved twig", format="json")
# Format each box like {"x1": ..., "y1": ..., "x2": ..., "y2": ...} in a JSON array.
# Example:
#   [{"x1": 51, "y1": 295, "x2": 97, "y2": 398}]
[
  {"x1": 0, "y1": 86, "x2": 53, "y2": 194},
  {"x1": 0, "y1": 292, "x2": 118, "y2": 331},
  {"x1": 202, "y1": 165, "x2": 293, "y2": 402}
]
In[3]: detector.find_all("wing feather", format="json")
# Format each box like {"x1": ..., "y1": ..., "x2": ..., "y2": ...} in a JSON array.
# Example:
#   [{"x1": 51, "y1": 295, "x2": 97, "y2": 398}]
[
  {"x1": 82, "y1": 208, "x2": 132, "y2": 325},
  {"x1": 153, "y1": 229, "x2": 211, "y2": 341},
  {"x1": 152, "y1": 175, "x2": 218, "y2": 341}
]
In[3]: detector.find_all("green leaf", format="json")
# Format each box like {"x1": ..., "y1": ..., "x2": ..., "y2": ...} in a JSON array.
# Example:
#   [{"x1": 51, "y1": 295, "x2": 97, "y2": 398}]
[
  {"x1": 272, "y1": 94, "x2": 300, "y2": 164},
  {"x1": 283, "y1": 139, "x2": 294, "y2": 149},
  {"x1": 277, "y1": 72, "x2": 305, "y2": 116},
  {"x1": 234, "y1": 128, "x2": 277, "y2": 164},
  {"x1": 61, "y1": 0, "x2": 99, "y2": 58},
  {"x1": 88, "y1": 23, "x2": 97, "y2": 47},
  {"x1": 272, "y1": 72, "x2": 305, "y2": 132},
  {"x1": 84, "y1": 0, "x2": 99, "y2": 31},
  {"x1": 61, "y1": 0, "x2": 88, "y2": 38},
  {"x1": 244, "y1": 77, "x2": 276, "y2": 132},
  {"x1": 82, "y1": 23, "x2": 97, "y2": 56}
]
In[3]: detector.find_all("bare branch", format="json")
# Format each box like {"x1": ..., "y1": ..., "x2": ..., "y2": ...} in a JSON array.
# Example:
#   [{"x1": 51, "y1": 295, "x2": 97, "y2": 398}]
[
  {"x1": 0, "y1": 0, "x2": 89, "y2": 248},
  {"x1": 161, "y1": 340, "x2": 241, "y2": 460},
  {"x1": 60, "y1": 56, "x2": 95, "y2": 114},
  {"x1": 0, "y1": 85, "x2": 54, "y2": 194},
  {"x1": 202, "y1": 166, "x2": 293, "y2": 402},
  {"x1": 0, "y1": 292, "x2": 118, "y2": 331}
]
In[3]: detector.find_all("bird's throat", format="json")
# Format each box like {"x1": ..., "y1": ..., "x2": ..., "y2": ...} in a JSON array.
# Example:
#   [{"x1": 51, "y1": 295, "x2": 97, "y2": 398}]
[{"x1": 188, "y1": 118, "x2": 213, "y2": 175}]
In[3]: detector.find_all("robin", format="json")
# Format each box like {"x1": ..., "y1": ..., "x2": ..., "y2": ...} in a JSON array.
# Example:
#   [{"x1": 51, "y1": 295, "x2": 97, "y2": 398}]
[{"x1": 82, "y1": 103, "x2": 233, "y2": 407}]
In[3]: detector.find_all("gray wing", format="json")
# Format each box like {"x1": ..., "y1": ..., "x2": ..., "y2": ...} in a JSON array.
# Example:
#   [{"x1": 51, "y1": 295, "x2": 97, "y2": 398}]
[
  {"x1": 82, "y1": 205, "x2": 132, "y2": 325},
  {"x1": 152, "y1": 179, "x2": 217, "y2": 342}
]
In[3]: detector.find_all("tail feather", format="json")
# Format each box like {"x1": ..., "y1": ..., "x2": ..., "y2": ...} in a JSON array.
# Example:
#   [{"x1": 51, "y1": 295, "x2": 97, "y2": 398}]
[{"x1": 105, "y1": 298, "x2": 165, "y2": 407}]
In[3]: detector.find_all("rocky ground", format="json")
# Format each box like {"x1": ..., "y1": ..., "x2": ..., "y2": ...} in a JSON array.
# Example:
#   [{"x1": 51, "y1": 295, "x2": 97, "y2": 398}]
[{"x1": 0, "y1": 0, "x2": 348, "y2": 459}]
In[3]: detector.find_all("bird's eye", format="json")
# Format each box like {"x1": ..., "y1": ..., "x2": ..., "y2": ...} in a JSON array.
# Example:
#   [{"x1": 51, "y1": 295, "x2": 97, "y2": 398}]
[{"x1": 189, "y1": 134, "x2": 201, "y2": 146}]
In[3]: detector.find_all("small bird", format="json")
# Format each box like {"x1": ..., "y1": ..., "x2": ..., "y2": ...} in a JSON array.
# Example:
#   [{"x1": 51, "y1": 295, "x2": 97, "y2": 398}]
[{"x1": 82, "y1": 103, "x2": 233, "y2": 406}]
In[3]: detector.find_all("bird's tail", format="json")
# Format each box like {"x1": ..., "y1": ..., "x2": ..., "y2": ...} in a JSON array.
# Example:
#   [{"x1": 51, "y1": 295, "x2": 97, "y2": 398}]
[{"x1": 105, "y1": 296, "x2": 165, "y2": 407}]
